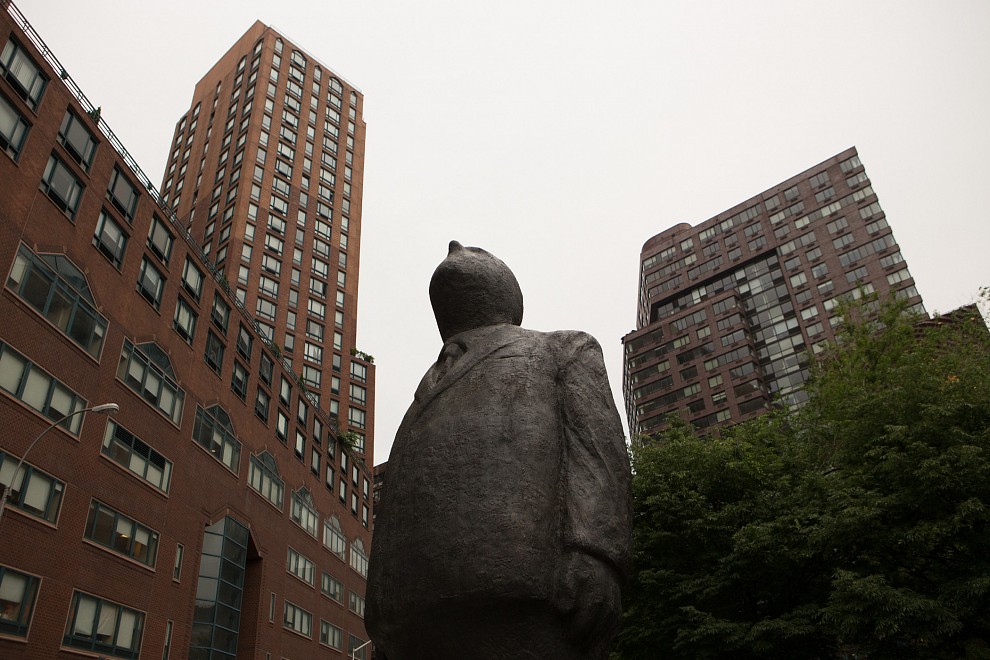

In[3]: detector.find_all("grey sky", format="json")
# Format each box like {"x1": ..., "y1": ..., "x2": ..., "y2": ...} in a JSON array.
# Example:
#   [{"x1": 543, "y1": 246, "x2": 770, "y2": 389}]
[{"x1": 21, "y1": 0, "x2": 990, "y2": 465}]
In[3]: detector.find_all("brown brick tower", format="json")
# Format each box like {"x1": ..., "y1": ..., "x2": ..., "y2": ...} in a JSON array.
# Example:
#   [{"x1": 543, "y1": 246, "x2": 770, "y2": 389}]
[{"x1": 622, "y1": 148, "x2": 925, "y2": 438}]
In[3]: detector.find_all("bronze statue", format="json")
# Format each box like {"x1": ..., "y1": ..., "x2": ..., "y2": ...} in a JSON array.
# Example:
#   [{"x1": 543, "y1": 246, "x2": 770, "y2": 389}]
[{"x1": 366, "y1": 241, "x2": 632, "y2": 659}]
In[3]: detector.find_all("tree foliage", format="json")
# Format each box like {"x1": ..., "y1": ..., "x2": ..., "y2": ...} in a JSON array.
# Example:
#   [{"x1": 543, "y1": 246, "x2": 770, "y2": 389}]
[{"x1": 614, "y1": 298, "x2": 990, "y2": 659}]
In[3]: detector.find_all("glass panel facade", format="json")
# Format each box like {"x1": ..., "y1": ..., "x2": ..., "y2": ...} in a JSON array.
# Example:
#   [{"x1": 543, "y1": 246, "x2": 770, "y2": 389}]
[{"x1": 190, "y1": 517, "x2": 249, "y2": 659}]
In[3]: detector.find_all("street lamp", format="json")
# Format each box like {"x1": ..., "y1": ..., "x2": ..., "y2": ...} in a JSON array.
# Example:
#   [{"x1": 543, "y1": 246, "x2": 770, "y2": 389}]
[
  {"x1": 0, "y1": 402, "x2": 119, "y2": 524},
  {"x1": 351, "y1": 638, "x2": 372, "y2": 660}
]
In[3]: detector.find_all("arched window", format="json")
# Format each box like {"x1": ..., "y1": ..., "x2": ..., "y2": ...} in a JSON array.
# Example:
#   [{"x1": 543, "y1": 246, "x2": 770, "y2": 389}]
[
  {"x1": 290, "y1": 487, "x2": 318, "y2": 536},
  {"x1": 349, "y1": 538, "x2": 368, "y2": 578},
  {"x1": 248, "y1": 452, "x2": 283, "y2": 507},
  {"x1": 192, "y1": 404, "x2": 240, "y2": 472},
  {"x1": 7, "y1": 246, "x2": 107, "y2": 357},
  {"x1": 118, "y1": 340, "x2": 184, "y2": 424},
  {"x1": 323, "y1": 515, "x2": 346, "y2": 560}
]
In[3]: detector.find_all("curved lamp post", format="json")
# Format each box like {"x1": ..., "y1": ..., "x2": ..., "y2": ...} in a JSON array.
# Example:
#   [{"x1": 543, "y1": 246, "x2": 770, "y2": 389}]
[
  {"x1": 0, "y1": 402, "x2": 119, "y2": 525},
  {"x1": 351, "y1": 639, "x2": 372, "y2": 660}
]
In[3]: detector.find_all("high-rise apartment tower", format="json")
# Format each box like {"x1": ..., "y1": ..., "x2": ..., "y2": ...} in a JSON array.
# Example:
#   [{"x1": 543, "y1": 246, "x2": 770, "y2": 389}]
[
  {"x1": 160, "y1": 22, "x2": 373, "y2": 454},
  {"x1": 622, "y1": 148, "x2": 925, "y2": 438},
  {"x1": 0, "y1": 4, "x2": 374, "y2": 658}
]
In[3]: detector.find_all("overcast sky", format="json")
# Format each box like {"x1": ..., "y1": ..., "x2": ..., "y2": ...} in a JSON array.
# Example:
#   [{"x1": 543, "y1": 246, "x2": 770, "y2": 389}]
[{"x1": 20, "y1": 1, "x2": 990, "y2": 465}]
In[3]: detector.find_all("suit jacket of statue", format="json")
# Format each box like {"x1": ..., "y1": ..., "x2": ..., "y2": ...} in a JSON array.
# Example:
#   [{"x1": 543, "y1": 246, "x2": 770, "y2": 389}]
[{"x1": 366, "y1": 323, "x2": 633, "y2": 650}]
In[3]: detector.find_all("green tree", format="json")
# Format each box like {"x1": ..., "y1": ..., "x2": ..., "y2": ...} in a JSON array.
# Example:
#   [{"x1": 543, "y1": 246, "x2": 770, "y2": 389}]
[{"x1": 614, "y1": 299, "x2": 990, "y2": 659}]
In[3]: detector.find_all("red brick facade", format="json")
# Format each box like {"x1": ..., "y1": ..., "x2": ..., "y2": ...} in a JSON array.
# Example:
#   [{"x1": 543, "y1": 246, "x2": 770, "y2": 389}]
[{"x1": 0, "y1": 3, "x2": 373, "y2": 658}]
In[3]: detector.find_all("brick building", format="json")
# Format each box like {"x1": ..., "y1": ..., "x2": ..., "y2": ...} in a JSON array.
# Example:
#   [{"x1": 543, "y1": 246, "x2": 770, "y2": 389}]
[
  {"x1": 622, "y1": 148, "x2": 926, "y2": 438},
  {"x1": 0, "y1": 3, "x2": 373, "y2": 658}
]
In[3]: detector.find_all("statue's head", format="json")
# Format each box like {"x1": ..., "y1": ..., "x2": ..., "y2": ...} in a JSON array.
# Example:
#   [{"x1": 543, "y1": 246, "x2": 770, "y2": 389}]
[{"x1": 430, "y1": 241, "x2": 524, "y2": 341}]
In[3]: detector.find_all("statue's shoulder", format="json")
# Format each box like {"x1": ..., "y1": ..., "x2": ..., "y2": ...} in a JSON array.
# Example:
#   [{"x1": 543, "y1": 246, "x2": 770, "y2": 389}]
[
  {"x1": 487, "y1": 326, "x2": 604, "y2": 364},
  {"x1": 536, "y1": 330, "x2": 606, "y2": 370},
  {"x1": 545, "y1": 329, "x2": 603, "y2": 352}
]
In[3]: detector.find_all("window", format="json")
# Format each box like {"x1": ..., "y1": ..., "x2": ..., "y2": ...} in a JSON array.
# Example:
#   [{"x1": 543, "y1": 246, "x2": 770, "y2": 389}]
[
  {"x1": 341, "y1": 590, "x2": 366, "y2": 622},
  {"x1": 311, "y1": 447, "x2": 321, "y2": 475},
  {"x1": 249, "y1": 452, "x2": 283, "y2": 507},
  {"x1": 846, "y1": 266, "x2": 869, "y2": 284},
  {"x1": 308, "y1": 298, "x2": 325, "y2": 319},
  {"x1": 63, "y1": 591, "x2": 145, "y2": 659},
  {"x1": 348, "y1": 406, "x2": 366, "y2": 430},
  {"x1": 0, "y1": 342, "x2": 87, "y2": 433},
  {"x1": 320, "y1": 620, "x2": 343, "y2": 649},
  {"x1": 108, "y1": 167, "x2": 139, "y2": 222},
  {"x1": 304, "y1": 341, "x2": 322, "y2": 365},
  {"x1": 860, "y1": 202, "x2": 882, "y2": 219},
  {"x1": 192, "y1": 404, "x2": 241, "y2": 473},
  {"x1": 204, "y1": 331, "x2": 224, "y2": 374},
  {"x1": 323, "y1": 516, "x2": 347, "y2": 560},
  {"x1": 866, "y1": 217, "x2": 889, "y2": 235},
  {"x1": 306, "y1": 320, "x2": 324, "y2": 342},
  {"x1": 0, "y1": 565, "x2": 39, "y2": 637},
  {"x1": 295, "y1": 430, "x2": 306, "y2": 459},
  {"x1": 887, "y1": 268, "x2": 913, "y2": 285},
  {"x1": 291, "y1": 487, "x2": 319, "y2": 536},
  {"x1": 0, "y1": 93, "x2": 29, "y2": 160},
  {"x1": 256, "y1": 298, "x2": 276, "y2": 321},
  {"x1": 284, "y1": 601, "x2": 312, "y2": 637},
  {"x1": 287, "y1": 547, "x2": 316, "y2": 586},
  {"x1": 255, "y1": 387, "x2": 270, "y2": 422},
  {"x1": 302, "y1": 365, "x2": 322, "y2": 388},
  {"x1": 879, "y1": 252, "x2": 904, "y2": 270},
  {"x1": 840, "y1": 155, "x2": 862, "y2": 173},
  {"x1": 350, "y1": 539, "x2": 368, "y2": 577},
  {"x1": 236, "y1": 324, "x2": 253, "y2": 360},
  {"x1": 262, "y1": 253, "x2": 281, "y2": 276},
  {"x1": 173, "y1": 298, "x2": 197, "y2": 342},
  {"x1": 137, "y1": 257, "x2": 165, "y2": 309},
  {"x1": 0, "y1": 451, "x2": 64, "y2": 523},
  {"x1": 173, "y1": 545, "x2": 183, "y2": 581},
  {"x1": 276, "y1": 409, "x2": 289, "y2": 442},
  {"x1": 190, "y1": 517, "x2": 249, "y2": 655},
  {"x1": 118, "y1": 341, "x2": 184, "y2": 423},
  {"x1": 6, "y1": 246, "x2": 108, "y2": 357},
  {"x1": 349, "y1": 635, "x2": 369, "y2": 660},
  {"x1": 1, "y1": 38, "x2": 47, "y2": 109},
  {"x1": 181, "y1": 258, "x2": 204, "y2": 301},
  {"x1": 211, "y1": 293, "x2": 230, "y2": 332},
  {"x1": 747, "y1": 236, "x2": 767, "y2": 251},
  {"x1": 41, "y1": 154, "x2": 84, "y2": 218},
  {"x1": 349, "y1": 383, "x2": 366, "y2": 405},
  {"x1": 231, "y1": 361, "x2": 248, "y2": 399},
  {"x1": 85, "y1": 500, "x2": 159, "y2": 566},
  {"x1": 92, "y1": 209, "x2": 128, "y2": 267},
  {"x1": 58, "y1": 110, "x2": 97, "y2": 171},
  {"x1": 101, "y1": 420, "x2": 172, "y2": 492}
]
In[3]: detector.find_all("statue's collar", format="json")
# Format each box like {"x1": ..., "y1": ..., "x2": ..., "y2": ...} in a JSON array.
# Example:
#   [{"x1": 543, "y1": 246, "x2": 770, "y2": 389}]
[{"x1": 441, "y1": 323, "x2": 518, "y2": 351}]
